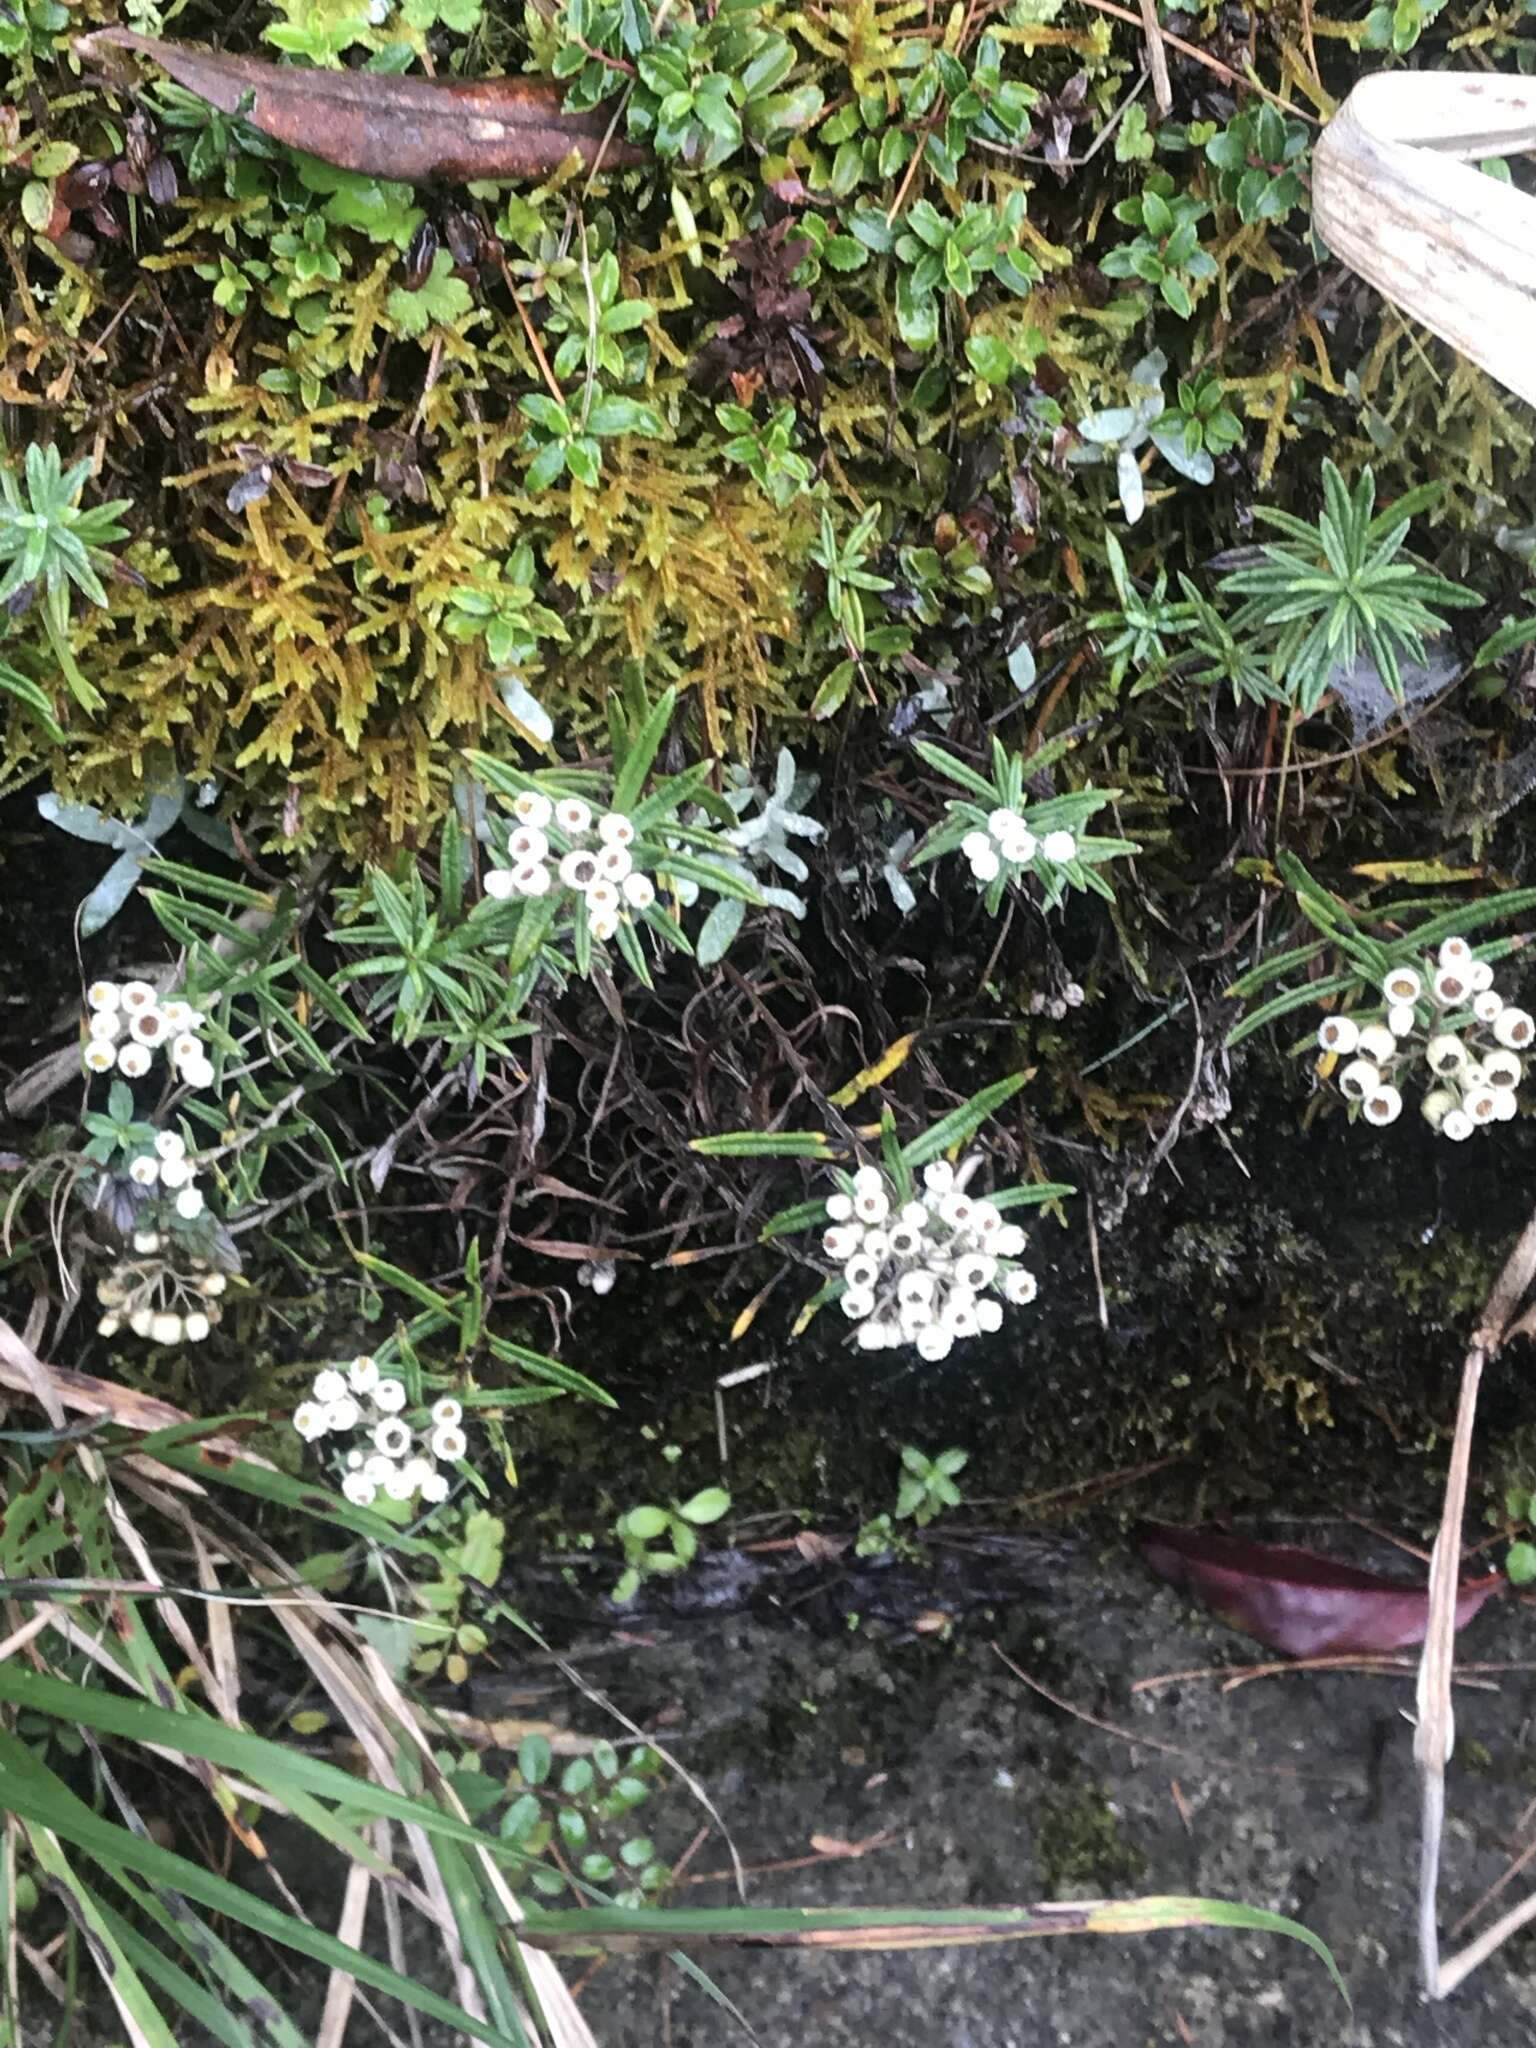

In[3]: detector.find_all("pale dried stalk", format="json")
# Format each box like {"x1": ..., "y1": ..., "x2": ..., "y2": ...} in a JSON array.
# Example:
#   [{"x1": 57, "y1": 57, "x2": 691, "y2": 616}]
[
  {"x1": 1313, "y1": 72, "x2": 1536, "y2": 407},
  {"x1": 1416, "y1": 1203, "x2": 1536, "y2": 1998}
]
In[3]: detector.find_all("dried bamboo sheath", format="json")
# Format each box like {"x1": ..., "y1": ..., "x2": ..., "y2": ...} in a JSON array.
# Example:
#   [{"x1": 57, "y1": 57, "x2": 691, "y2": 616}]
[{"x1": 1313, "y1": 72, "x2": 1536, "y2": 408}]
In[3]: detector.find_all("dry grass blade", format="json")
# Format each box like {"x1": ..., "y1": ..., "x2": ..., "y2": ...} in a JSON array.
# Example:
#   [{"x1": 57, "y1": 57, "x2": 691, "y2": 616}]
[
  {"x1": 317, "y1": 1843, "x2": 375, "y2": 2048},
  {"x1": 1312, "y1": 73, "x2": 1536, "y2": 407},
  {"x1": 1416, "y1": 1202, "x2": 1536, "y2": 1997}
]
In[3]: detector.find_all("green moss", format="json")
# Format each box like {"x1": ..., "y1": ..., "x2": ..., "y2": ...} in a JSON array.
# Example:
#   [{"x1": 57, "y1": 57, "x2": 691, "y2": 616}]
[{"x1": 1032, "y1": 1778, "x2": 1146, "y2": 1894}]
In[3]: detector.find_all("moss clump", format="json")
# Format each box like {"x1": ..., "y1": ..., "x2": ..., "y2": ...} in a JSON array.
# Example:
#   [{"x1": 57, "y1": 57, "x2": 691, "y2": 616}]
[{"x1": 1032, "y1": 1777, "x2": 1145, "y2": 1894}]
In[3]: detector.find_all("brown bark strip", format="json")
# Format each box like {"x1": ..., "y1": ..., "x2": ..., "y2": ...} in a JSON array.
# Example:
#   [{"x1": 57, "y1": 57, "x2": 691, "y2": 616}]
[{"x1": 75, "y1": 30, "x2": 649, "y2": 183}]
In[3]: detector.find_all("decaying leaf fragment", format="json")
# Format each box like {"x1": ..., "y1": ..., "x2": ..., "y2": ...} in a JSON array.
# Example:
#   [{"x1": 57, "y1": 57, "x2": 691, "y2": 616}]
[
  {"x1": 1140, "y1": 1523, "x2": 1502, "y2": 1658},
  {"x1": 75, "y1": 29, "x2": 649, "y2": 184}
]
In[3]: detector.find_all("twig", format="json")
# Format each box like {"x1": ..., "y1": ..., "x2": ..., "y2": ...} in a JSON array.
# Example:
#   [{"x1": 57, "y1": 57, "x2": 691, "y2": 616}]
[
  {"x1": 1138, "y1": 0, "x2": 1173, "y2": 115},
  {"x1": 1417, "y1": 1201, "x2": 1536, "y2": 1998}
]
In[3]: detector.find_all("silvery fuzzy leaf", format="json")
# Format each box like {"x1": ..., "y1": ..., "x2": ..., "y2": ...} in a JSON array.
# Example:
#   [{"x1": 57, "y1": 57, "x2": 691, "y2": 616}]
[
  {"x1": 1150, "y1": 422, "x2": 1215, "y2": 485},
  {"x1": 696, "y1": 894, "x2": 747, "y2": 966},
  {"x1": 759, "y1": 882, "x2": 808, "y2": 917},
  {"x1": 1075, "y1": 405, "x2": 1141, "y2": 446},
  {"x1": 80, "y1": 848, "x2": 147, "y2": 937},
  {"x1": 1007, "y1": 641, "x2": 1037, "y2": 693},
  {"x1": 498, "y1": 673, "x2": 554, "y2": 744},
  {"x1": 1117, "y1": 446, "x2": 1146, "y2": 525}
]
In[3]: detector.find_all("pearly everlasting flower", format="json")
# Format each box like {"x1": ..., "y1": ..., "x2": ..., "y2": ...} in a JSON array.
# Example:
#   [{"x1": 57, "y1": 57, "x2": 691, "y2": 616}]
[
  {"x1": 158, "y1": 1156, "x2": 191, "y2": 1190},
  {"x1": 1356, "y1": 1024, "x2": 1397, "y2": 1064},
  {"x1": 1316, "y1": 1016, "x2": 1356, "y2": 1055},
  {"x1": 348, "y1": 1355, "x2": 379, "y2": 1393},
  {"x1": 622, "y1": 871, "x2": 656, "y2": 910},
  {"x1": 993, "y1": 1224, "x2": 1027, "y2": 1258},
  {"x1": 987, "y1": 807, "x2": 1024, "y2": 840},
  {"x1": 955, "y1": 1253, "x2": 996, "y2": 1292},
  {"x1": 313, "y1": 1369, "x2": 348, "y2": 1404},
  {"x1": 1421, "y1": 1088, "x2": 1457, "y2": 1131},
  {"x1": 183, "y1": 1312, "x2": 210, "y2": 1342},
  {"x1": 175, "y1": 1187, "x2": 205, "y2": 1220},
  {"x1": 1433, "y1": 964, "x2": 1472, "y2": 1007},
  {"x1": 87, "y1": 980, "x2": 120, "y2": 1011},
  {"x1": 129, "y1": 1156, "x2": 160, "y2": 1187},
  {"x1": 1041, "y1": 830, "x2": 1077, "y2": 864},
  {"x1": 373, "y1": 1378, "x2": 407, "y2": 1413},
  {"x1": 132, "y1": 1229, "x2": 161, "y2": 1254},
  {"x1": 841, "y1": 1287, "x2": 875, "y2": 1320},
  {"x1": 154, "y1": 1130, "x2": 186, "y2": 1162},
  {"x1": 342, "y1": 1472, "x2": 378, "y2": 1506},
  {"x1": 129, "y1": 1009, "x2": 169, "y2": 1046},
  {"x1": 120, "y1": 981, "x2": 157, "y2": 1013},
  {"x1": 825, "y1": 1192, "x2": 854, "y2": 1223},
  {"x1": 84, "y1": 1040, "x2": 117, "y2": 1073},
  {"x1": 431, "y1": 1424, "x2": 467, "y2": 1462},
  {"x1": 294, "y1": 1401, "x2": 329, "y2": 1440},
  {"x1": 887, "y1": 1222, "x2": 924, "y2": 1258},
  {"x1": 559, "y1": 849, "x2": 599, "y2": 891},
  {"x1": 1484, "y1": 1050, "x2": 1522, "y2": 1090},
  {"x1": 1382, "y1": 966, "x2": 1423, "y2": 1005},
  {"x1": 999, "y1": 828, "x2": 1038, "y2": 866},
  {"x1": 1465, "y1": 1082, "x2": 1500, "y2": 1125},
  {"x1": 597, "y1": 844, "x2": 633, "y2": 883},
  {"x1": 1474, "y1": 990, "x2": 1504, "y2": 1024},
  {"x1": 483, "y1": 868, "x2": 517, "y2": 900},
  {"x1": 977, "y1": 1298, "x2": 1004, "y2": 1334},
  {"x1": 325, "y1": 1396, "x2": 361, "y2": 1432},
  {"x1": 373, "y1": 1417, "x2": 412, "y2": 1459},
  {"x1": 160, "y1": 1001, "x2": 197, "y2": 1031},
  {"x1": 961, "y1": 830, "x2": 991, "y2": 864},
  {"x1": 97, "y1": 1313, "x2": 121, "y2": 1337},
  {"x1": 514, "y1": 790, "x2": 553, "y2": 828},
  {"x1": 555, "y1": 798, "x2": 592, "y2": 835},
  {"x1": 590, "y1": 911, "x2": 620, "y2": 943},
  {"x1": 513, "y1": 861, "x2": 552, "y2": 897},
  {"x1": 1362, "y1": 1085, "x2": 1403, "y2": 1127},
  {"x1": 130, "y1": 1306, "x2": 154, "y2": 1337},
  {"x1": 938, "y1": 1192, "x2": 974, "y2": 1230},
  {"x1": 1439, "y1": 936, "x2": 1473, "y2": 970},
  {"x1": 88, "y1": 1010, "x2": 120, "y2": 1043},
  {"x1": 1495, "y1": 1008, "x2": 1534, "y2": 1050},
  {"x1": 1426, "y1": 1034, "x2": 1466, "y2": 1075},
  {"x1": 853, "y1": 1185, "x2": 890, "y2": 1225},
  {"x1": 861, "y1": 1228, "x2": 890, "y2": 1260},
  {"x1": 1494, "y1": 1088, "x2": 1520, "y2": 1121},
  {"x1": 923, "y1": 1161, "x2": 954, "y2": 1195},
  {"x1": 844, "y1": 1252, "x2": 880, "y2": 1292},
  {"x1": 1387, "y1": 1005, "x2": 1416, "y2": 1040},
  {"x1": 384, "y1": 1464, "x2": 417, "y2": 1502},
  {"x1": 1339, "y1": 1057, "x2": 1381, "y2": 1101},
  {"x1": 970, "y1": 845, "x2": 1001, "y2": 883},
  {"x1": 363, "y1": 1455, "x2": 395, "y2": 1488},
  {"x1": 823, "y1": 1226, "x2": 860, "y2": 1261},
  {"x1": 431, "y1": 1397, "x2": 462, "y2": 1428},
  {"x1": 1002, "y1": 1268, "x2": 1038, "y2": 1305},
  {"x1": 117, "y1": 1043, "x2": 152, "y2": 1078},
  {"x1": 509, "y1": 825, "x2": 548, "y2": 863},
  {"x1": 916, "y1": 1325, "x2": 953, "y2": 1362},
  {"x1": 598, "y1": 811, "x2": 636, "y2": 846},
  {"x1": 198, "y1": 1272, "x2": 228, "y2": 1298},
  {"x1": 585, "y1": 880, "x2": 621, "y2": 915},
  {"x1": 1472, "y1": 960, "x2": 1496, "y2": 994},
  {"x1": 420, "y1": 1469, "x2": 450, "y2": 1505}
]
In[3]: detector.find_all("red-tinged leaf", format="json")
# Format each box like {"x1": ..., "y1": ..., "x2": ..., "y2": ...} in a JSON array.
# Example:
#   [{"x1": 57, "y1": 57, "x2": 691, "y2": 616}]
[
  {"x1": 76, "y1": 30, "x2": 648, "y2": 183},
  {"x1": 1139, "y1": 1523, "x2": 1503, "y2": 1658}
]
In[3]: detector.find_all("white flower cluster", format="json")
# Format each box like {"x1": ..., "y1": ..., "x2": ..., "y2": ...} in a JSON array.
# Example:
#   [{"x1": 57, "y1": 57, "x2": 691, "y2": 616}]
[
  {"x1": 292, "y1": 1356, "x2": 465, "y2": 1508},
  {"x1": 96, "y1": 1231, "x2": 227, "y2": 1343},
  {"x1": 823, "y1": 1160, "x2": 1037, "y2": 1362},
  {"x1": 960, "y1": 808, "x2": 1076, "y2": 887},
  {"x1": 1318, "y1": 936, "x2": 1532, "y2": 1140},
  {"x1": 124, "y1": 1127, "x2": 207, "y2": 1221},
  {"x1": 483, "y1": 793, "x2": 655, "y2": 943},
  {"x1": 83, "y1": 980, "x2": 215, "y2": 1090}
]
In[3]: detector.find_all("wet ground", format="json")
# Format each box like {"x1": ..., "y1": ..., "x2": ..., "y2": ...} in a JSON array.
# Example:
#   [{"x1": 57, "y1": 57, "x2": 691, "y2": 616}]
[{"x1": 558, "y1": 1535, "x2": 1536, "y2": 2048}]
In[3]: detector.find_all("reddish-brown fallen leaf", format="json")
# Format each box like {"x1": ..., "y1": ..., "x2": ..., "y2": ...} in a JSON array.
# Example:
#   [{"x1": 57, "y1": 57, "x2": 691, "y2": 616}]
[
  {"x1": 76, "y1": 30, "x2": 648, "y2": 183},
  {"x1": 1139, "y1": 1523, "x2": 1503, "y2": 1658}
]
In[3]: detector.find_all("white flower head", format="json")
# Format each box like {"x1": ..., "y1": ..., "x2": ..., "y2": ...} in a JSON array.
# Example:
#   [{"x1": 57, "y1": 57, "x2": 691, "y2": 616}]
[
  {"x1": 993, "y1": 1224, "x2": 1027, "y2": 1259},
  {"x1": 373, "y1": 1378, "x2": 407, "y2": 1414},
  {"x1": 325, "y1": 1396, "x2": 361, "y2": 1433},
  {"x1": 513, "y1": 790, "x2": 553, "y2": 829},
  {"x1": 1465, "y1": 1083, "x2": 1500, "y2": 1126},
  {"x1": 1338, "y1": 1057, "x2": 1382, "y2": 1101},
  {"x1": 181, "y1": 1058, "x2": 217, "y2": 1091},
  {"x1": 431, "y1": 1397, "x2": 462, "y2": 1428},
  {"x1": 961, "y1": 829, "x2": 991, "y2": 863},
  {"x1": 1002, "y1": 1267, "x2": 1038, "y2": 1305},
  {"x1": 1426, "y1": 1034, "x2": 1467, "y2": 1075},
  {"x1": 97, "y1": 1313, "x2": 121, "y2": 1336},
  {"x1": 514, "y1": 861, "x2": 552, "y2": 897},
  {"x1": 184, "y1": 1312, "x2": 210, "y2": 1342},
  {"x1": 294, "y1": 1401, "x2": 329, "y2": 1441},
  {"x1": 158, "y1": 1156, "x2": 191, "y2": 1190},
  {"x1": 970, "y1": 845, "x2": 1001, "y2": 884},
  {"x1": 1433, "y1": 964, "x2": 1472, "y2": 1007},
  {"x1": 1361, "y1": 1085, "x2": 1402, "y2": 1128},
  {"x1": 897, "y1": 1268, "x2": 936, "y2": 1305},
  {"x1": 987, "y1": 807, "x2": 1025, "y2": 840},
  {"x1": 1387, "y1": 1005, "x2": 1416, "y2": 1040},
  {"x1": 555, "y1": 798, "x2": 592, "y2": 835},
  {"x1": 87, "y1": 980, "x2": 120, "y2": 1011},
  {"x1": 955, "y1": 1252, "x2": 996, "y2": 1292},
  {"x1": 622, "y1": 871, "x2": 655, "y2": 910},
  {"x1": 1438, "y1": 936, "x2": 1472, "y2": 969},
  {"x1": 175, "y1": 1187, "x2": 205, "y2": 1221},
  {"x1": 970, "y1": 1201, "x2": 1002, "y2": 1238},
  {"x1": 84, "y1": 1040, "x2": 117, "y2": 1073},
  {"x1": 483, "y1": 867, "x2": 517, "y2": 900},
  {"x1": 117, "y1": 1043, "x2": 152, "y2": 1078},
  {"x1": 977, "y1": 1298, "x2": 1004, "y2": 1333},
  {"x1": 1484, "y1": 1049, "x2": 1522, "y2": 1090},
  {"x1": 597, "y1": 843, "x2": 633, "y2": 883},
  {"x1": 509, "y1": 825, "x2": 548, "y2": 864},
  {"x1": 171, "y1": 1034, "x2": 205, "y2": 1070},
  {"x1": 1041, "y1": 830, "x2": 1077, "y2": 865},
  {"x1": 1421, "y1": 1088, "x2": 1457, "y2": 1131},
  {"x1": 844, "y1": 1252, "x2": 880, "y2": 1292},
  {"x1": 585, "y1": 879, "x2": 620, "y2": 914},
  {"x1": 131, "y1": 1229, "x2": 161, "y2": 1254},
  {"x1": 841, "y1": 1287, "x2": 875, "y2": 1320},
  {"x1": 313, "y1": 1368, "x2": 348, "y2": 1404},
  {"x1": 825, "y1": 1192, "x2": 854, "y2": 1223},
  {"x1": 598, "y1": 811, "x2": 636, "y2": 846},
  {"x1": 590, "y1": 911, "x2": 620, "y2": 944},
  {"x1": 916, "y1": 1324, "x2": 953, "y2": 1362},
  {"x1": 922, "y1": 1161, "x2": 954, "y2": 1195},
  {"x1": 431, "y1": 1424, "x2": 467, "y2": 1462},
  {"x1": 154, "y1": 1130, "x2": 186, "y2": 1162},
  {"x1": 348, "y1": 1355, "x2": 379, "y2": 1393},
  {"x1": 823, "y1": 1225, "x2": 860, "y2": 1261},
  {"x1": 853, "y1": 1186, "x2": 890, "y2": 1225},
  {"x1": 1356, "y1": 1024, "x2": 1397, "y2": 1064},
  {"x1": 384, "y1": 1464, "x2": 417, "y2": 1502},
  {"x1": 420, "y1": 1469, "x2": 450, "y2": 1505},
  {"x1": 128, "y1": 1155, "x2": 160, "y2": 1187},
  {"x1": 887, "y1": 1222, "x2": 924, "y2": 1259},
  {"x1": 1382, "y1": 966, "x2": 1423, "y2": 1006},
  {"x1": 938, "y1": 1192, "x2": 974, "y2": 1231},
  {"x1": 851, "y1": 1165, "x2": 884, "y2": 1196},
  {"x1": 999, "y1": 828, "x2": 1038, "y2": 866},
  {"x1": 88, "y1": 1009, "x2": 120, "y2": 1043},
  {"x1": 559, "y1": 849, "x2": 599, "y2": 892},
  {"x1": 130, "y1": 1306, "x2": 154, "y2": 1337},
  {"x1": 1472, "y1": 959, "x2": 1496, "y2": 993},
  {"x1": 120, "y1": 981, "x2": 157, "y2": 1013},
  {"x1": 129, "y1": 1008, "x2": 169, "y2": 1046},
  {"x1": 1495, "y1": 1008, "x2": 1535, "y2": 1050},
  {"x1": 373, "y1": 1417, "x2": 412, "y2": 1459},
  {"x1": 342, "y1": 1472, "x2": 378, "y2": 1507},
  {"x1": 159, "y1": 1001, "x2": 194, "y2": 1031},
  {"x1": 1474, "y1": 990, "x2": 1504, "y2": 1025},
  {"x1": 363, "y1": 1455, "x2": 395, "y2": 1487}
]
